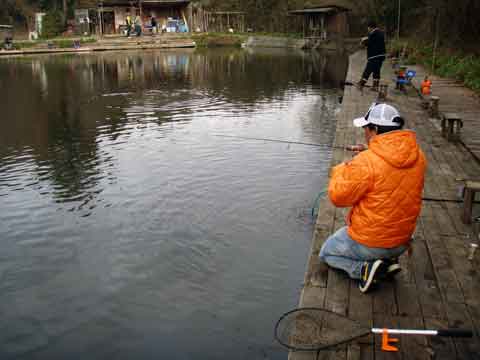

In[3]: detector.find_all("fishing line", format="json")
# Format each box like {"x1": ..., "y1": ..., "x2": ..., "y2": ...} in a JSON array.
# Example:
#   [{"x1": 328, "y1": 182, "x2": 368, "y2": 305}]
[{"x1": 213, "y1": 134, "x2": 345, "y2": 149}]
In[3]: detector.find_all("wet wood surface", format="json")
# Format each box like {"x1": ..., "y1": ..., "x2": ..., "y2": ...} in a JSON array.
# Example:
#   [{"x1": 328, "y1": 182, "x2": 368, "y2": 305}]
[{"x1": 290, "y1": 51, "x2": 480, "y2": 359}]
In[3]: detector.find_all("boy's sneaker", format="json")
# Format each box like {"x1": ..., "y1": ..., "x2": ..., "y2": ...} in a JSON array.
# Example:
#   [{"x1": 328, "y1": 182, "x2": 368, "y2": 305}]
[
  {"x1": 358, "y1": 260, "x2": 387, "y2": 293},
  {"x1": 384, "y1": 258, "x2": 402, "y2": 278}
]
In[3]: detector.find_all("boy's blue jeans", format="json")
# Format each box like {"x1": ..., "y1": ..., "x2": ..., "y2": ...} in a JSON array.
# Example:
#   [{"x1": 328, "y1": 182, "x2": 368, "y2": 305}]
[{"x1": 319, "y1": 226, "x2": 407, "y2": 279}]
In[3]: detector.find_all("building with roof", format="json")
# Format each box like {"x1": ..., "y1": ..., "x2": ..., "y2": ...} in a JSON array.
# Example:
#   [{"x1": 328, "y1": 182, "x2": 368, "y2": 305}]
[
  {"x1": 289, "y1": 1, "x2": 353, "y2": 40},
  {"x1": 76, "y1": 0, "x2": 192, "y2": 35}
]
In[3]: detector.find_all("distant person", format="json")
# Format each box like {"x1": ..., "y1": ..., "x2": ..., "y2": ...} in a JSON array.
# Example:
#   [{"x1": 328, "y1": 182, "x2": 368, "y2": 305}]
[
  {"x1": 3, "y1": 36, "x2": 13, "y2": 50},
  {"x1": 319, "y1": 103, "x2": 427, "y2": 293},
  {"x1": 126, "y1": 13, "x2": 132, "y2": 37},
  {"x1": 357, "y1": 21, "x2": 386, "y2": 91},
  {"x1": 134, "y1": 14, "x2": 142, "y2": 36},
  {"x1": 421, "y1": 76, "x2": 432, "y2": 96},
  {"x1": 151, "y1": 15, "x2": 158, "y2": 35}
]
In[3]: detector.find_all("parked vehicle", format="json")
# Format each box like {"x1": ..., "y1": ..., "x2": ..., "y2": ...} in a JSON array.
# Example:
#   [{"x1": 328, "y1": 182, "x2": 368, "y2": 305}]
[{"x1": 166, "y1": 19, "x2": 180, "y2": 33}]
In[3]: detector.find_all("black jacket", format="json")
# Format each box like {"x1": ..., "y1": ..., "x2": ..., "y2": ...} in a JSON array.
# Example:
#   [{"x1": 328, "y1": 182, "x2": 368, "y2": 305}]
[{"x1": 366, "y1": 29, "x2": 386, "y2": 60}]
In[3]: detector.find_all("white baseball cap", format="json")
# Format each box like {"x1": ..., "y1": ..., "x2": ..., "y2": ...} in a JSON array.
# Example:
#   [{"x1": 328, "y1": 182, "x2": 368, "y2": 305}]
[{"x1": 353, "y1": 103, "x2": 402, "y2": 128}]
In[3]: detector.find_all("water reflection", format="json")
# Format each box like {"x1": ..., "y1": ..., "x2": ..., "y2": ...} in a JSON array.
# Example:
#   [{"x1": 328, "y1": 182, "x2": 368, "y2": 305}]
[
  {"x1": 0, "y1": 49, "x2": 347, "y2": 213},
  {"x1": 0, "y1": 48, "x2": 347, "y2": 359}
]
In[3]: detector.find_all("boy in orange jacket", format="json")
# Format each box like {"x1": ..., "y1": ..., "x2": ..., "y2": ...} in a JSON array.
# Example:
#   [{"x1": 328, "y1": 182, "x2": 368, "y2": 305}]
[{"x1": 319, "y1": 104, "x2": 427, "y2": 292}]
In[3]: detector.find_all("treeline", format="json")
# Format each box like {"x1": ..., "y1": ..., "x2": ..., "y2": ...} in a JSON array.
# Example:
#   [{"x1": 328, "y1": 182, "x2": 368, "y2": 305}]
[
  {"x1": 1, "y1": 0, "x2": 73, "y2": 37},
  {"x1": 2, "y1": 0, "x2": 480, "y2": 49},
  {"x1": 200, "y1": 0, "x2": 480, "y2": 50},
  {"x1": 357, "y1": 0, "x2": 480, "y2": 49}
]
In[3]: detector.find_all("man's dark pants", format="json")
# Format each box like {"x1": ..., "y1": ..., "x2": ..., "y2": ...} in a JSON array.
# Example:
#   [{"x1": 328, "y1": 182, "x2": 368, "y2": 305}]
[{"x1": 362, "y1": 58, "x2": 385, "y2": 81}]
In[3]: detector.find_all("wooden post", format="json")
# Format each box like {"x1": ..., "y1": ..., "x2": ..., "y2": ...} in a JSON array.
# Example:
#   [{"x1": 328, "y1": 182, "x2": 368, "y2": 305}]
[
  {"x1": 429, "y1": 96, "x2": 440, "y2": 118},
  {"x1": 139, "y1": 0, "x2": 143, "y2": 33},
  {"x1": 99, "y1": 1, "x2": 104, "y2": 37},
  {"x1": 443, "y1": 113, "x2": 463, "y2": 142},
  {"x1": 320, "y1": 15, "x2": 325, "y2": 40},
  {"x1": 302, "y1": 16, "x2": 305, "y2": 38},
  {"x1": 377, "y1": 83, "x2": 389, "y2": 101},
  {"x1": 463, "y1": 181, "x2": 480, "y2": 224}
]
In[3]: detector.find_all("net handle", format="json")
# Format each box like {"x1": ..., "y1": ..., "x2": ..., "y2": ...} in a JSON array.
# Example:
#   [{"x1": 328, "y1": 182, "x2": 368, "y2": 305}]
[{"x1": 372, "y1": 328, "x2": 473, "y2": 338}]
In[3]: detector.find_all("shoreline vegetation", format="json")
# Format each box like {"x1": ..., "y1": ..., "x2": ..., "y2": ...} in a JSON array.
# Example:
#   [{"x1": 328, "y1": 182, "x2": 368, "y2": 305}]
[
  {"x1": 11, "y1": 37, "x2": 97, "y2": 50},
  {"x1": 8, "y1": 32, "x2": 302, "y2": 51},
  {"x1": 389, "y1": 39, "x2": 480, "y2": 93}
]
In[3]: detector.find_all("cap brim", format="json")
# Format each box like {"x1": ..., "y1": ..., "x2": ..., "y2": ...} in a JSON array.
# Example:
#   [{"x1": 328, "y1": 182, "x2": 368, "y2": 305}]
[{"x1": 353, "y1": 117, "x2": 369, "y2": 127}]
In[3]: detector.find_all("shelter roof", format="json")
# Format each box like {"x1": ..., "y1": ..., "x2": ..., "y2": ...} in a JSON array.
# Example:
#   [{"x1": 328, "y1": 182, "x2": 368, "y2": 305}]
[
  {"x1": 77, "y1": 0, "x2": 190, "y2": 7},
  {"x1": 0, "y1": 25, "x2": 13, "y2": 32},
  {"x1": 289, "y1": 7, "x2": 338, "y2": 15},
  {"x1": 296, "y1": 0, "x2": 354, "y2": 12}
]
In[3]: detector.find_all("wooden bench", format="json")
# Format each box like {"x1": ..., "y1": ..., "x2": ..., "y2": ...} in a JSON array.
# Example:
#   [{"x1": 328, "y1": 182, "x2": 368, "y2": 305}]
[
  {"x1": 462, "y1": 180, "x2": 480, "y2": 224},
  {"x1": 441, "y1": 112, "x2": 463, "y2": 142},
  {"x1": 428, "y1": 96, "x2": 440, "y2": 118}
]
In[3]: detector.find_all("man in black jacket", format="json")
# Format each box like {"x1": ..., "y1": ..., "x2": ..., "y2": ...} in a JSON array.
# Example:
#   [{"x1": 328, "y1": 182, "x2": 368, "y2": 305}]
[{"x1": 358, "y1": 21, "x2": 386, "y2": 91}]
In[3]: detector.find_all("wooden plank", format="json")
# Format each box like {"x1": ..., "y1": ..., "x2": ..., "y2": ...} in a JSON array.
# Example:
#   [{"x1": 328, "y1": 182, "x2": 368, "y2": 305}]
[
  {"x1": 372, "y1": 280, "x2": 397, "y2": 316},
  {"x1": 316, "y1": 345, "x2": 347, "y2": 360},
  {"x1": 299, "y1": 285, "x2": 326, "y2": 308},
  {"x1": 420, "y1": 216, "x2": 466, "y2": 304},
  {"x1": 304, "y1": 201, "x2": 336, "y2": 288},
  {"x1": 324, "y1": 268, "x2": 350, "y2": 316},
  {"x1": 347, "y1": 343, "x2": 373, "y2": 360},
  {"x1": 289, "y1": 350, "x2": 316, "y2": 360},
  {"x1": 396, "y1": 281, "x2": 422, "y2": 317},
  {"x1": 445, "y1": 302, "x2": 480, "y2": 359},
  {"x1": 409, "y1": 223, "x2": 446, "y2": 319},
  {"x1": 445, "y1": 202, "x2": 471, "y2": 236},
  {"x1": 424, "y1": 317, "x2": 457, "y2": 359},
  {"x1": 373, "y1": 314, "x2": 402, "y2": 360},
  {"x1": 398, "y1": 316, "x2": 430, "y2": 360}
]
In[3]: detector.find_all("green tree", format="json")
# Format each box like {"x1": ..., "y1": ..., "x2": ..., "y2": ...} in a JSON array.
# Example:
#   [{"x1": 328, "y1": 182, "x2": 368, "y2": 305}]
[{"x1": 42, "y1": 10, "x2": 64, "y2": 38}]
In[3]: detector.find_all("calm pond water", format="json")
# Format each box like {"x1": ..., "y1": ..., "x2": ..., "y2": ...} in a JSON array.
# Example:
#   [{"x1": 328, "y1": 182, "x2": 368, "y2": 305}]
[{"x1": 0, "y1": 48, "x2": 347, "y2": 359}]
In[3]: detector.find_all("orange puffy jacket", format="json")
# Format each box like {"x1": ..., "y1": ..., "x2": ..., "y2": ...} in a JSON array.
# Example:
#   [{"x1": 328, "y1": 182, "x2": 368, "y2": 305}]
[
  {"x1": 421, "y1": 80, "x2": 432, "y2": 95},
  {"x1": 328, "y1": 130, "x2": 427, "y2": 248}
]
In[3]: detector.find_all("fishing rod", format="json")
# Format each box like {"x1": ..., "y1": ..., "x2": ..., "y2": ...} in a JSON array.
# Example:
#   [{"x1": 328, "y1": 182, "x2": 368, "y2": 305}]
[
  {"x1": 312, "y1": 191, "x2": 478, "y2": 218},
  {"x1": 212, "y1": 134, "x2": 349, "y2": 150},
  {"x1": 422, "y1": 197, "x2": 480, "y2": 204}
]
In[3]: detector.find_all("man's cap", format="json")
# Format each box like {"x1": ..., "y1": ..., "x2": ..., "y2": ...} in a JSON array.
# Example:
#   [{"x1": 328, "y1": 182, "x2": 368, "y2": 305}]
[{"x1": 353, "y1": 103, "x2": 401, "y2": 128}]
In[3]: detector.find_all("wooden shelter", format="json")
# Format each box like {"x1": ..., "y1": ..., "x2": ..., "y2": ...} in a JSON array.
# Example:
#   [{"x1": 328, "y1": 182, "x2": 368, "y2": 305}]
[
  {"x1": 289, "y1": 2, "x2": 351, "y2": 40},
  {"x1": 76, "y1": 0, "x2": 192, "y2": 35},
  {"x1": 203, "y1": 11, "x2": 245, "y2": 33},
  {"x1": 0, "y1": 25, "x2": 13, "y2": 37}
]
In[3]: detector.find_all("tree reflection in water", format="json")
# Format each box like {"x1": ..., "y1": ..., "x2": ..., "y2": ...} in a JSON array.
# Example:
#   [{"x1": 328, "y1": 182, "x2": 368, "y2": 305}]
[{"x1": 0, "y1": 48, "x2": 347, "y2": 216}]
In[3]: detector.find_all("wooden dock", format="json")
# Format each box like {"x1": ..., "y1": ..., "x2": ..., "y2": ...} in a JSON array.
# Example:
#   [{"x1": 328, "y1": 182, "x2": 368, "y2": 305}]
[
  {"x1": 292, "y1": 51, "x2": 480, "y2": 359},
  {"x1": 0, "y1": 36, "x2": 196, "y2": 57}
]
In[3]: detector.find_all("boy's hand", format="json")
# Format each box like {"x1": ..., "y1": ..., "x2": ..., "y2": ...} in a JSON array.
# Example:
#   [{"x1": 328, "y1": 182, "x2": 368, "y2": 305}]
[{"x1": 346, "y1": 144, "x2": 367, "y2": 153}]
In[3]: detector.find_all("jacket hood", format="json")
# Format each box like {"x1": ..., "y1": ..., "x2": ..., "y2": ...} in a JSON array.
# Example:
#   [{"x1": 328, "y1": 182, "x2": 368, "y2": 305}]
[{"x1": 369, "y1": 130, "x2": 420, "y2": 168}]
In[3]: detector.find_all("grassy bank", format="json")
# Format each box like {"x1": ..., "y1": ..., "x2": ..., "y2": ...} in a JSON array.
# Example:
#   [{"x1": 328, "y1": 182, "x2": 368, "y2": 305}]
[
  {"x1": 191, "y1": 32, "x2": 301, "y2": 48},
  {"x1": 13, "y1": 37, "x2": 97, "y2": 50},
  {"x1": 191, "y1": 33, "x2": 247, "y2": 48},
  {"x1": 389, "y1": 39, "x2": 480, "y2": 92}
]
